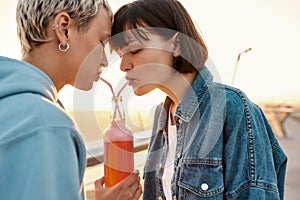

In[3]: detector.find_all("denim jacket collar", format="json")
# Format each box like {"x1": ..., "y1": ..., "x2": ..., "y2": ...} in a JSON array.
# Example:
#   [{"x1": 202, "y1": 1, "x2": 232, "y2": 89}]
[{"x1": 157, "y1": 66, "x2": 213, "y2": 131}]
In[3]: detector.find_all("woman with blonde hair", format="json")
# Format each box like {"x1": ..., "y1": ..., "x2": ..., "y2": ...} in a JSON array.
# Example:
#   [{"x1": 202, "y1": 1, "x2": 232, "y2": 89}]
[{"x1": 0, "y1": 0, "x2": 142, "y2": 199}]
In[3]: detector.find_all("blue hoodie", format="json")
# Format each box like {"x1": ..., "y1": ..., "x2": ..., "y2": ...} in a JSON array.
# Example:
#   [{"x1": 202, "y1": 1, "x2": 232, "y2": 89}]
[{"x1": 0, "y1": 56, "x2": 86, "y2": 200}]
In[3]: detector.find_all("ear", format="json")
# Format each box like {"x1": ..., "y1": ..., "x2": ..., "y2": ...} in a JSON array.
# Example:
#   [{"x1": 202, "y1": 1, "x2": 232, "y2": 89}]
[
  {"x1": 170, "y1": 32, "x2": 180, "y2": 57},
  {"x1": 52, "y1": 12, "x2": 72, "y2": 47}
]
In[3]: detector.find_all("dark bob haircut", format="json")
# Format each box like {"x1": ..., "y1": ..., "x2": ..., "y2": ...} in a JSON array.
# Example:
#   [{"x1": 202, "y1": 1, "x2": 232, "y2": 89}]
[{"x1": 110, "y1": 0, "x2": 208, "y2": 73}]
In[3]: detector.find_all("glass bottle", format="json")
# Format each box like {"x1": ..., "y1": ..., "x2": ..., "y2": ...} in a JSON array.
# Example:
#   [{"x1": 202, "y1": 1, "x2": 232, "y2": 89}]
[{"x1": 103, "y1": 96, "x2": 134, "y2": 188}]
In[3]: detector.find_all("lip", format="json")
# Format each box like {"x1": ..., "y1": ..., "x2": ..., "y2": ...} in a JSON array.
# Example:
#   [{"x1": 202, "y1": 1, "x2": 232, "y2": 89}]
[
  {"x1": 95, "y1": 71, "x2": 102, "y2": 81},
  {"x1": 126, "y1": 76, "x2": 136, "y2": 86},
  {"x1": 97, "y1": 68, "x2": 102, "y2": 76}
]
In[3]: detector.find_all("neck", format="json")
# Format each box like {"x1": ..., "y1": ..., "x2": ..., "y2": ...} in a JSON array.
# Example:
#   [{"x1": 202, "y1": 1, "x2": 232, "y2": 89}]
[
  {"x1": 22, "y1": 47, "x2": 66, "y2": 92},
  {"x1": 161, "y1": 71, "x2": 197, "y2": 113}
]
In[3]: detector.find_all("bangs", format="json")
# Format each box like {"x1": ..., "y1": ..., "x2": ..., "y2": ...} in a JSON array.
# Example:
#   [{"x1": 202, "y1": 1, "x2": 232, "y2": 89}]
[
  {"x1": 109, "y1": 4, "x2": 151, "y2": 50},
  {"x1": 109, "y1": 27, "x2": 151, "y2": 51}
]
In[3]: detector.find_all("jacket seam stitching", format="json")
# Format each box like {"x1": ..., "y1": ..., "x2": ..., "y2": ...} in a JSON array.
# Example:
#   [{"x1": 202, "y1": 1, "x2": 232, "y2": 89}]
[
  {"x1": 225, "y1": 180, "x2": 279, "y2": 199},
  {"x1": 236, "y1": 90, "x2": 256, "y2": 181}
]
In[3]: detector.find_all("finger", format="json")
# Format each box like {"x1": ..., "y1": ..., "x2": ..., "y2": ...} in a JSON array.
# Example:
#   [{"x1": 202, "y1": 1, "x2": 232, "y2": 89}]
[
  {"x1": 94, "y1": 176, "x2": 105, "y2": 190},
  {"x1": 132, "y1": 184, "x2": 143, "y2": 200},
  {"x1": 116, "y1": 183, "x2": 141, "y2": 200},
  {"x1": 123, "y1": 177, "x2": 141, "y2": 197},
  {"x1": 119, "y1": 172, "x2": 140, "y2": 188},
  {"x1": 115, "y1": 174, "x2": 141, "y2": 200}
]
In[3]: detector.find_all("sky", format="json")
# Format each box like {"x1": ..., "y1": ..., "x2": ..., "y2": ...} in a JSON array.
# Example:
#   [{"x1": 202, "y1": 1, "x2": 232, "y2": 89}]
[{"x1": 1, "y1": 0, "x2": 300, "y2": 111}]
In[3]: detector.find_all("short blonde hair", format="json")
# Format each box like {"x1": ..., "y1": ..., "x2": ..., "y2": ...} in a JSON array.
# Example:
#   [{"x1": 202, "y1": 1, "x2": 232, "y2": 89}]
[{"x1": 16, "y1": 0, "x2": 113, "y2": 55}]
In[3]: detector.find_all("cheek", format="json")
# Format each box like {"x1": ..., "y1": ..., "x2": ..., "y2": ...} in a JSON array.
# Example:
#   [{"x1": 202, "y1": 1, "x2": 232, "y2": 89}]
[
  {"x1": 73, "y1": 45, "x2": 102, "y2": 90},
  {"x1": 77, "y1": 41, "x2": 102, "y2": 66},
  {"x1": 73, "y1": 35, "x2": 100, "y2": 61},
  {"x1": 142, "y1": 49, "x2": 174, "y2": 66},
  {"x1": 85, "y1": 45, "x2": 103, "y2": 67},
  {"x1": 130, "y1": 64, "x2": 175, "y2": 96},
  {"x1": 135, "y1": 64, "x2": 175, "y2": 83}
]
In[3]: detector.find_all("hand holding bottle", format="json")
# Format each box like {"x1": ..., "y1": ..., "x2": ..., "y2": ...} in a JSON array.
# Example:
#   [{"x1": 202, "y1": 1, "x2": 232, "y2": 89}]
[{"x1": 94, "y1": 170, "x2": 142, "y2": 200}]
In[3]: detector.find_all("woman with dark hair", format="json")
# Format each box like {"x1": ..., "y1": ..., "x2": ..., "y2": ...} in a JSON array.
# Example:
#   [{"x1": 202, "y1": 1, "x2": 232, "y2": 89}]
[{"x1": 110, "y1": 0, "x2": 287, "y2": 199}]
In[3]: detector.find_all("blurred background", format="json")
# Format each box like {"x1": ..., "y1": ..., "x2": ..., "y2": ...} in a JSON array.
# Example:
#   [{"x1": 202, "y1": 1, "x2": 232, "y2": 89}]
[
  {"x1": 2, "y1": 0, "x2": 300, "y2": 105},
  {"x1": 1, "y1": 0, "x2": 299, "y2": 199}
]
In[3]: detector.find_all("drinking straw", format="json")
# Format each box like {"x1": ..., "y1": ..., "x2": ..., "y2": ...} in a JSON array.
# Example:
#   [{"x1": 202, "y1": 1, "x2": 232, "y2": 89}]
[{"x1": 100, "y1": 77, "x2": 127, "y2": 120}]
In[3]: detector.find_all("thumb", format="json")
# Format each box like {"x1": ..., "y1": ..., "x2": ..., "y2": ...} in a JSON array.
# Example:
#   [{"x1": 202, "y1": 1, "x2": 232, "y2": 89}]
[{"x1": 94, "y1": 176, "x2": 105, "y2": 190}]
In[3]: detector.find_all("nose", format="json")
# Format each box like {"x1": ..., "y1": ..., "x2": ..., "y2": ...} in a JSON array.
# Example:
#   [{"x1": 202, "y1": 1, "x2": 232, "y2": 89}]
[{"x1": 120, "y1": 54, "x2": 133, "y2": 72}]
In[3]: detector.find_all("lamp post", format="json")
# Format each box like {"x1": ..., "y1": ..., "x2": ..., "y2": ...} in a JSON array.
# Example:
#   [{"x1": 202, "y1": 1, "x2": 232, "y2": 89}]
[{"x1": 231, "y1": 48, "x2": 252, "y2": 86}]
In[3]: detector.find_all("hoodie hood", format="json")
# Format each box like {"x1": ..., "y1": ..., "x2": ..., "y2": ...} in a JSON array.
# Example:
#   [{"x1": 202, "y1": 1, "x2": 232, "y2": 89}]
[{"x1": 0, "y1": 56, "x2": 57, "y2": 101}]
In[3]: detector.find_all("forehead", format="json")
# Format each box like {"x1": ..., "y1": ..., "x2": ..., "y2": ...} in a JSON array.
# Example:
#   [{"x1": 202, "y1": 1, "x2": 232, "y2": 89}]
[{"x1": 90, "y1": 6, "x2": 112, "y2": 36}]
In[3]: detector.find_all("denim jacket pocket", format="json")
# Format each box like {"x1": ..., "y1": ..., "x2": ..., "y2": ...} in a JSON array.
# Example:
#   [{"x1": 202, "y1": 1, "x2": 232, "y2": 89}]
[{"x1": 177, "y1": 159, "x2": 224, "y2": 199}]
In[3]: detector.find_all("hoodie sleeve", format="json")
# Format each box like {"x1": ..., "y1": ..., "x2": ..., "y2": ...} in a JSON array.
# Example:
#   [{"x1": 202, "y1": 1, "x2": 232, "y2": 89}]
[{"x1": 0, "y1": 127, "x2": 85, "y2": 200}]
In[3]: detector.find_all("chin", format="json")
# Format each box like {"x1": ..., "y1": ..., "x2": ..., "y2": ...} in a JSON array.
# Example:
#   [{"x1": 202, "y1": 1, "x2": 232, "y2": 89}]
[
  {"x1": 133, "y1": 85, "x2": 154, "y2": 96},
  {"x1": 74, "y1": 81, "x2": 93, "y2": 91}
]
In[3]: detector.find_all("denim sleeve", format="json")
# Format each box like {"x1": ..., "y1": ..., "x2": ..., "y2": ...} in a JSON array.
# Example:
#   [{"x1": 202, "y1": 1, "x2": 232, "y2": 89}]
[
  {"x1": 223, "y1": 91, "x2": 284, "y2": 199},
  {"x1": 259, "y1": 107, "x2": 287, "y2": 200},
  {"x1": 0, "y1": 127, "x2": 84, "y2": 200}
]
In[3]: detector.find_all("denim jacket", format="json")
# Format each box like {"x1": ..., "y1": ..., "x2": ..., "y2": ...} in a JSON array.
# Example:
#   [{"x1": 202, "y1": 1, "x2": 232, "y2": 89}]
[{"x1": 143, "y1": 67, "x2": 287, "y2": 200}]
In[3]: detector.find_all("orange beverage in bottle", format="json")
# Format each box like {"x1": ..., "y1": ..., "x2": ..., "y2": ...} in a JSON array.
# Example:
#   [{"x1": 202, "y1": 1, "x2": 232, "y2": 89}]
[{"x1": 104, "y1": 118, "x2": 134, "y2": 188}]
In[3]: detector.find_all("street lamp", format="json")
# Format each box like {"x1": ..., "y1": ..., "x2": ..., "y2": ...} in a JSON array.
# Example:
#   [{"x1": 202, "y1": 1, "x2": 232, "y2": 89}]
[{"x1": 231, "y1": 48, "x2": 252, "y2": 86}]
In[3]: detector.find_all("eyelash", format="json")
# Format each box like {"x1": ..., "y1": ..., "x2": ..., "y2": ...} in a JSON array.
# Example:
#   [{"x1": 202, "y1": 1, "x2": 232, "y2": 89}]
[
  {"x1": 116, "y1": 47, "x2": 141, "y2": 57},
  {"x1": 131, "y1": 49, "x2": 140, "y2": 54}
]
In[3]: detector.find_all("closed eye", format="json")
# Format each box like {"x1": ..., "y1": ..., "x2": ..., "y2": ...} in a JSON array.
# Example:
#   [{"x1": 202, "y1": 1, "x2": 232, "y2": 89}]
[{"x1": 131, "y1": 48, "x2": 141, "y2": 54}]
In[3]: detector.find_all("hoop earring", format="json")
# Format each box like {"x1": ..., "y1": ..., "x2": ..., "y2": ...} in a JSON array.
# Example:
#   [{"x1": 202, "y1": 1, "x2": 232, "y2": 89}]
[{"x1": 58, "y1": 42, "x2": 70, "y2": 52}]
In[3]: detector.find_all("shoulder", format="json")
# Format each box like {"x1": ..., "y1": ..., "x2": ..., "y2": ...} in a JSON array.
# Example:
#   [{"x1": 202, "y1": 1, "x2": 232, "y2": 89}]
[
  {"x1": 2, "y1": 92, "x2": 77, "y2": 137},
  {"x1": 38, "y1": 97, "x2": 76, "y2": 129},
  {"x1": 0, "y1": 91, "x2": 86, "y2": 162},
  {"x1": 211, "y1": 83, "x2": 254, "y2": 116},
  {"x1": 205, "y1": 82, "x2": 266, "y2": 132},
  {"x1": 210, "y1": 83, "x2": 268, "y2": 137}
]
